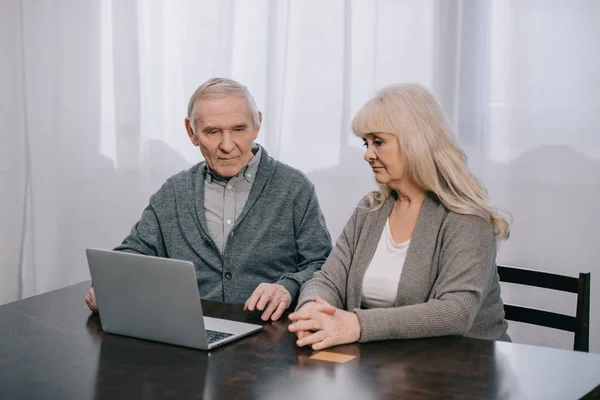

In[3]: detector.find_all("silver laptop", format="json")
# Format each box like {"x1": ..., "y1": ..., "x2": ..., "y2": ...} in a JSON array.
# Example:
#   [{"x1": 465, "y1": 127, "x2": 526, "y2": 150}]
[{"x1": 86, "y1": 248, "x2": 262, "y2": 350}]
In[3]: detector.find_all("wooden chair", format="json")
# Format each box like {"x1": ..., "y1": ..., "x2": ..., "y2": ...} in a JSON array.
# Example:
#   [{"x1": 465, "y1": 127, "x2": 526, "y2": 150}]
[{"x1": 497, "y1": 265, "x2": 591, "y2": 352}]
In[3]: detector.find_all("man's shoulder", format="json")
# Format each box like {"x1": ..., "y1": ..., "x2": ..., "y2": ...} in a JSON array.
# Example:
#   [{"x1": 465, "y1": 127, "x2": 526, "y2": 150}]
[
  {"x1": 166, "y1": 162, "x2": 202, "y2": 185},
  {"x1": 269, "y1": 158, "x2": 313, "y2": 188},
  {"x1": 151, "y1": 163, "x2": 202, "y2": 201}
]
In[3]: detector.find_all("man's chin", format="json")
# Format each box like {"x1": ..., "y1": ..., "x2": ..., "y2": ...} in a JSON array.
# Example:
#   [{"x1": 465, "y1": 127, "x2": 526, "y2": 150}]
[{"x1": 213, "y1": 165, "x2": 243, "y2": 179}]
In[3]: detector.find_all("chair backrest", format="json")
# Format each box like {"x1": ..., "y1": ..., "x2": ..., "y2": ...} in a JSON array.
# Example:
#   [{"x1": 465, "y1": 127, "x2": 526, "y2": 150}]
[{"x1": 497, "y1": 265, "x2": 591, "y2": 352}]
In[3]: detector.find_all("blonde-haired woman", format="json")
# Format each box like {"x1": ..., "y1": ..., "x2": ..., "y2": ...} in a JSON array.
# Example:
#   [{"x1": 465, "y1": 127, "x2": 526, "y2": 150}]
[{"x1": 289, "y1": 83, "x2": 510, "y2": 350}]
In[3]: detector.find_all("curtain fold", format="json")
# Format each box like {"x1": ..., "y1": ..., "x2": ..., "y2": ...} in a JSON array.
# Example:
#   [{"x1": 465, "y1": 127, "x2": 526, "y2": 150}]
[
  {"x1": 0, "y1": 0, "x2": 27, "y2": 304},
  {"x1": 1, "y1": 0, "x2": 599, "y2": 352}
]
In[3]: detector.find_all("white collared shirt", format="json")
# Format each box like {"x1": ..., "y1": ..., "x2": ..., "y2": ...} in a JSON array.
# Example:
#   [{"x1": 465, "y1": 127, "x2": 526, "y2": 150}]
[{"x1": 203, "y1": 146, "x2": 261, "y2": 253}]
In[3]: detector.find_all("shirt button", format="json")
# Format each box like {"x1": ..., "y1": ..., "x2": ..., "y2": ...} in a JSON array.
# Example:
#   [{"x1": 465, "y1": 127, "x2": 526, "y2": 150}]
[
  {"x1": 227, "y1": 184, "x2": 232, "y2": 189},
  {"x1": 226, "y1": 220, "x2": 232, "y2": 225},
  {"x1": 247, "y1": 173, "x2": 253, "y2": 178},
  {"x1": 225, "y1": 272, "x2": 232, "y2": 280}
]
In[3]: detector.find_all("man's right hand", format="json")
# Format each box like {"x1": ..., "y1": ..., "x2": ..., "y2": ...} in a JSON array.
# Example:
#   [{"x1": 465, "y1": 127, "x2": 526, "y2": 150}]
[{"x1": 85, "y1": 287, "x2": 98, "y2": 313}]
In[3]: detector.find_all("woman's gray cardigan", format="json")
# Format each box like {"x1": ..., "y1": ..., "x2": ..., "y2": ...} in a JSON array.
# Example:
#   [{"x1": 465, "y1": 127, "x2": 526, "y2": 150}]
[{"x1": 297, "y1": 192, "x2": 509, "y2": 343}]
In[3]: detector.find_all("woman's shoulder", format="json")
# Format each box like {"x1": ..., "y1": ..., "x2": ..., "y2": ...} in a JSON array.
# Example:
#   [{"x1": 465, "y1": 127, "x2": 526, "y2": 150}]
[
  {"x1": 444, "y1": 210, "x2": 492, "y2": 229},
  {"x1": 354, "y1": 192, "x2": 393, "y2": 215},
  {"x1": 356, "y1": 195, "x2": 372, "y2": 210},
  {"x1": 421, "y1": 192, "x2": 491, "y2": 233},
  {"x1": 441, "y1": 209, "x2": 495, "y2": 247},
  {"x1": 342, "y1": 192, "x2": 394, "y2": 234}
]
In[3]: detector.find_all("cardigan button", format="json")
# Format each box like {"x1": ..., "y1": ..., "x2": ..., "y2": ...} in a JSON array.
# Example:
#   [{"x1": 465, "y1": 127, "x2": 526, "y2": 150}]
[{"x1": 224, "y1": 272, "x2": 232, "y2": 280}]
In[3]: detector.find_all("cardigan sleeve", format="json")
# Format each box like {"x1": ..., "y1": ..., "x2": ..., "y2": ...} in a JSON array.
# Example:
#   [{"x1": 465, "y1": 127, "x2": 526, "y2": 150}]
[
  {"x1": 295, "y1": 206, "x2": 361, "y2": 310},
  {"x1": 354, "y1": 214, "x2": 497, "y2": 342},
  {"x1": 113, "y1": 185, "x2": 169, "y2": 258},
  {"x1": 275, "y1": 185, "x2": 333, "y2": 302}
]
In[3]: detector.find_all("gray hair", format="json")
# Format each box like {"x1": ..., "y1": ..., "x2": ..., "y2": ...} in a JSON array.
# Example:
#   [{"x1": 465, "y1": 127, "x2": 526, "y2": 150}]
[{"x1": 187, "y1": 77, "x2": 261, "y2": 129}]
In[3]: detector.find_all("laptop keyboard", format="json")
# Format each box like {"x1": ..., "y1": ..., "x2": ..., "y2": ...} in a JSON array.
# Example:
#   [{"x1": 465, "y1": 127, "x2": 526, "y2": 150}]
[{"x1": 206, "y1": 329, "x2": 234, "y2": 344}]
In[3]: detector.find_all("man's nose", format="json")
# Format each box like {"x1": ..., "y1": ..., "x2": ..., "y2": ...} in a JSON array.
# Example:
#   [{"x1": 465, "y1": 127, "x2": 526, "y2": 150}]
[{"x1": 220, "y1": 131, "x2": 235, "y2": 153}]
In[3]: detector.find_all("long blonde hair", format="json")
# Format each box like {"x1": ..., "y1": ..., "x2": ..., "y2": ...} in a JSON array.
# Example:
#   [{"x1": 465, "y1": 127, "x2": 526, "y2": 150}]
[{"x1": 352, "y1": 83, "x2": 510, "y2": 240}]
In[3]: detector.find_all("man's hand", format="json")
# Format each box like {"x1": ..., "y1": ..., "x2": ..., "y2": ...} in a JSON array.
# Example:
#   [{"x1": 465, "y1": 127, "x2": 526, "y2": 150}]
[
  {"x1": 84, "y1": 287, "x2": 98, "y2": 313},
  {"x1": 244, "y1": 283, "x2": 292, "y2": 321},
  {"x1": 288, "y1": 297, "x2": 361, "y2": 350}
]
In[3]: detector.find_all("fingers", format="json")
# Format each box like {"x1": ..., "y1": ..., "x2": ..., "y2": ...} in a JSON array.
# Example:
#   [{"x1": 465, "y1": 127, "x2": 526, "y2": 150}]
[
  {"x1": 294, "y1": 330, "x2": 337, "y2": 350},
  {"x1": 295, "y1": 330, "x2": 311, "y2": 340},
  {"x1": 270, "y1": 299, "x2": 289, "y2": 321},
  {"x1": 288, "y1": 301, "x2": 316, "y2": 318},
  {"x1": 311, "y1": 336, "x2": 337, "y2": 351},
  {"x1": 296, "y1": 330, "x2": 326, "y2": 347},
  {"x1": 288, "y1": 308, "x2": 312, "y2": 321},
  {"x1": 256, "y1": 290, "x2": 291, "y2": 321},
  {"x1": 261, "y1": 293, "x2": 280, "y2": 321},
  {"x1": 245, "y1": 283, "x2": 291, "y2": 320},
  {"x1": 315, "y1": 296, "x2": 336, "y2": 315},
  {"x1": 315, "y1": 296, "x2": 329, "y2": 306},
  {"x1": 256, "y1": 291, "x2": 272, "y2": 312},
  {"x1": 288, "y1": 319, "x2": 322, "y2": 333},
  {"x1": 321, "y1": 305, "x2": 336, "y2": 315},
  {"x1": 289, "y1": 304, "x2": 333, "y2": 321},
  {"x1": 85, "y1": 298, "x2": 97, "y2": 312},
  {"x1": 84, "y1": 288, "x2": 98, "y2": 313},
  {"x1": 289, "y1": 299, "x2": 336, "y2": 321},
  {"x1": 245, "y1": 283, "x2": 267, "y2": 312}
]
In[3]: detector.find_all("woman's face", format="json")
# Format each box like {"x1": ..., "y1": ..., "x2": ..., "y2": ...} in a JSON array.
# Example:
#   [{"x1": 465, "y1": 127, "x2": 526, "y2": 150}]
[{"x1": 362, "y1": 132, "x2": 406, "y2": 185}]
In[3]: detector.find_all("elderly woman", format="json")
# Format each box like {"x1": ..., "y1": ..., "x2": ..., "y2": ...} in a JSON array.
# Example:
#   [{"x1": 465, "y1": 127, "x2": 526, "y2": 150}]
[{"x1": 288, "y1": 84, "x2": 510, "y2": 350}]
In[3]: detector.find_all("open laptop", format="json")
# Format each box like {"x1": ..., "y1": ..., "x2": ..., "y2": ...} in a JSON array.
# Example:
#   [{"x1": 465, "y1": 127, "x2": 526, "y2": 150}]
[{"x1": 86, "y1": 248, "x2": 262, "y2": 350}]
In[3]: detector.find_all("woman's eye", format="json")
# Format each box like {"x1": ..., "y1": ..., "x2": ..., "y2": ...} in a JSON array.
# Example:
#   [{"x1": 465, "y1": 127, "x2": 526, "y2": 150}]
[{"x1": 374, "y1": 139, "x2": 383, "y2": 146}]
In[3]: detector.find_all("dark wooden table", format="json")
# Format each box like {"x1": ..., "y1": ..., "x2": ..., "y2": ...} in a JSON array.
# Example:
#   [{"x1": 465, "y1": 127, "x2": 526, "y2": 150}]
[{"x1": 1, "y1": 282, "x2": 599, "y2": 399}]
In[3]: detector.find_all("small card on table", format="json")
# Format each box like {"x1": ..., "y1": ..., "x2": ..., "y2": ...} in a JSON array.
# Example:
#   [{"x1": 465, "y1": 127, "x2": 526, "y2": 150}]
[{"x1": 310, "y1": 351, "x2": 356, "y2": 363}]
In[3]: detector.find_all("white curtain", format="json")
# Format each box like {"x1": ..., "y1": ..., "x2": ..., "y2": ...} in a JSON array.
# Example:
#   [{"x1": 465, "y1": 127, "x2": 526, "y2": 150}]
[{"x1": 1, "y1": 0, "x2": 599, "y2": 352}]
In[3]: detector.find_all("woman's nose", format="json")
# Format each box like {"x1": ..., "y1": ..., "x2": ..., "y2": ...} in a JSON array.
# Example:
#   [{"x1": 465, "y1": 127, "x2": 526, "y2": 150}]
[{"x1": 364, "y1": 146, "x2": 375, "y2": 162}]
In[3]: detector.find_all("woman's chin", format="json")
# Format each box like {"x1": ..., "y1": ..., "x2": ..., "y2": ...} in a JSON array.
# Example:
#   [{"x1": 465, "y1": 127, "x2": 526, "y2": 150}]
[{"x1": 373, "y1": 175, "x2": 388, "y2": 185}]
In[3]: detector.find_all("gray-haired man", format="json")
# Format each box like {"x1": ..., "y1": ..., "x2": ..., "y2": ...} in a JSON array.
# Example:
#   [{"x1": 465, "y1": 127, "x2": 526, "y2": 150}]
[{"x1": 85, "y1": 78, "x2": 332, "y2": 321}]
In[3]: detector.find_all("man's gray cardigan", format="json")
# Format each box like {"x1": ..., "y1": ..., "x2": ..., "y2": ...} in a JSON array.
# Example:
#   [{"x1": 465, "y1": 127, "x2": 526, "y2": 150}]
[
  {"x1": 297, "y1": 192, "x2": 509, "y2": 342},
  {"x1": 115, "y1": 146, "x2": 332, "y2": 304}
]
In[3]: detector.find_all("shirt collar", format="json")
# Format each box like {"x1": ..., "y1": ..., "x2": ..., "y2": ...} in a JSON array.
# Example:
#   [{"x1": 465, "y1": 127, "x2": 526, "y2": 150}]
[{"x1": 204, "y1": 145, "x2": 261, "y2": 183}]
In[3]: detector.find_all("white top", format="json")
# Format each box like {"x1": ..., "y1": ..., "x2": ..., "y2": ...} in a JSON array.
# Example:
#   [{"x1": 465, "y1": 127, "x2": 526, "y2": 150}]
[{"x1": 361, "y1": 218, "x2": 410, "y2": 309}]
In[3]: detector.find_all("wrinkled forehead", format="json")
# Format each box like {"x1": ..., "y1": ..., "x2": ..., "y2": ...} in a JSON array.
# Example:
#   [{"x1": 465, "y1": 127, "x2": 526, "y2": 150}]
[{"x1": 192, "y1": 96, "x2": 253, "y2": 126}]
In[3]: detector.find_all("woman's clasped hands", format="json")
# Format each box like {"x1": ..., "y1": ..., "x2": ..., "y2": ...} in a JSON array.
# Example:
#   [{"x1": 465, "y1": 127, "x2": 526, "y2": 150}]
[{"x1": 288, "y1": 297, "x2": 362, "y2": 350}]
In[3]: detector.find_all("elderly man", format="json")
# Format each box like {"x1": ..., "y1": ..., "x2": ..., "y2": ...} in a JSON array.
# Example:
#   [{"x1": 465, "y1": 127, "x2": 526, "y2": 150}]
[{"x1": 85, "y1": 77, "x2": 332, "y2": 321}]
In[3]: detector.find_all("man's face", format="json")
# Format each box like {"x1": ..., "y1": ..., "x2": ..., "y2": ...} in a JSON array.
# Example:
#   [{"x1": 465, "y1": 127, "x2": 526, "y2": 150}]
[{"x1": 185, "y1": 96, "x2": 261, "y2": 178}]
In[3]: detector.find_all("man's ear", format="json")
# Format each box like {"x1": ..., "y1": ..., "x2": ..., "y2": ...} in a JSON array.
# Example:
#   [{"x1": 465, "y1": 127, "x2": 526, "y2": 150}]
[
  {"x1": 185, "y1": 118, "x2": 199, "y2": 146},
  {"x1": 252, "y1": 111, "x2": 263, "y2": 140}
]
